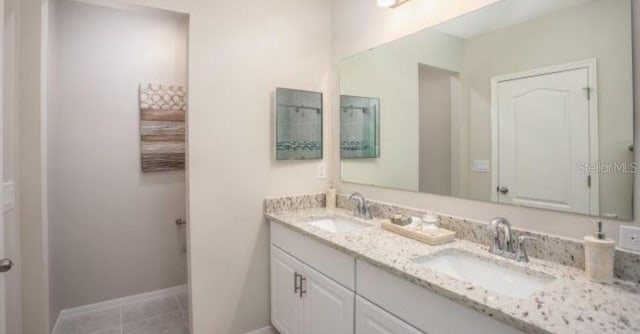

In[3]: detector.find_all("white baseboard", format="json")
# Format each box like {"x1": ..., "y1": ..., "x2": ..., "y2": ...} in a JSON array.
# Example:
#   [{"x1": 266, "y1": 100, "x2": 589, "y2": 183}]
[
  {"x1": 246, "y1": 326, "x2": 277, "y2": 334},
  {"x1": 52, "y1": 284, "x2": 187, "y2": 334}
]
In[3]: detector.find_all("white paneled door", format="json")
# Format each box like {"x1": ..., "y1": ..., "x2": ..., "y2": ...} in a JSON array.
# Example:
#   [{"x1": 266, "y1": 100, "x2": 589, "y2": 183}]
[{"x1": 493, "y1": 62, "x2": 596, "y2": 215}]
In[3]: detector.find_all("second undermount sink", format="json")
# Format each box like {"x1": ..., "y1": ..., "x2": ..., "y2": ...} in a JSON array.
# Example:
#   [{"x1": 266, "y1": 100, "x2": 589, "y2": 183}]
[
  {"x1": 414, "y1": 250, "x2": 554, "y2": 299},
  {"x1": 306, "y1": 216, "x2": 372, "y2": 233}
]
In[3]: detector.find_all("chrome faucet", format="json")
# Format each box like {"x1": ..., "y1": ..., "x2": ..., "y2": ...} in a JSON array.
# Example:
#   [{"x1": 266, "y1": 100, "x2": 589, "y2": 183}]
[
  {"x1": 488, "y1": 217, "x2": 536, "y2": 263},
  {"x1": 515, "y1": 235, "x2": 537, "y2": 262},
  {"x1": 349, "y1": 192, "x2": 372, "y2": 220},
  {"x1": 489, "y1": 217, "x2": 513, "y2": 254}
]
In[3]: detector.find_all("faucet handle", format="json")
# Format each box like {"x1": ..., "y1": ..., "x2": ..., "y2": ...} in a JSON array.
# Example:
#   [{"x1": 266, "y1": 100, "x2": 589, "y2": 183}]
[
  {"x1": 362, "y1": 202, "x2": 373, "y2": 220},
  {"x1": 515, "y1": 236, "x2": 537, "y2": 263},
  {"x1": 348, "y1": 192, "x2": 363, "y2": 201},
  {"x1": 348, "y1": 192, "x2": 372, "y2": 220},
  {"x1": 348, "y1": 192, "x2": 364, "y2": 207},
  {"x1": 487, "y1": 218, "x2": 504, "y2": 254}
]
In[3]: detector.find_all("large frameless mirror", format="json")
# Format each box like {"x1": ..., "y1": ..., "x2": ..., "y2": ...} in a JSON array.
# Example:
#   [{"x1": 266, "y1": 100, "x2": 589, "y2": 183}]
[{"x1": 339, "y1": 0, "x2": 635, "y2": 220}]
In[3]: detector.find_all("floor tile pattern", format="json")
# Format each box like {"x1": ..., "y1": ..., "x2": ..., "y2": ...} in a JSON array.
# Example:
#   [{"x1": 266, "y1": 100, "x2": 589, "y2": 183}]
[{"x1": 55, "y1": 293, "x2": 189, "y2": 334}]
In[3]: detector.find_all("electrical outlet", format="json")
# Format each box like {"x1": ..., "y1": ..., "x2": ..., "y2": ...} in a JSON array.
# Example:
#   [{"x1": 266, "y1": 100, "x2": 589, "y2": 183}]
[
  {"x1": 317, "y1": 161, "x2": 327, "y2": 179},
  {"x1": 619, "y1": 226, "x2": 640, "y2": 252}
]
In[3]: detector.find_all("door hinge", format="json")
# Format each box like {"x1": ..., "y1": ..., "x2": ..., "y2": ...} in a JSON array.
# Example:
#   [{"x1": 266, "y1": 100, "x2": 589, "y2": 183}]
[
  {"x1": 584, "y1": 87, "x2": 591, "y2": 100},
  {"x1": 587, "y1": 175, "x2": 591, "y2": 188}
]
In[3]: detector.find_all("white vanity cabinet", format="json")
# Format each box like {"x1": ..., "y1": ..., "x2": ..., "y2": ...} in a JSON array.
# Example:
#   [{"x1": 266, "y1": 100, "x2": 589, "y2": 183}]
[
  {"x1": 302, "y1": 264, "x2": 354, "y2": 334},
  {"x1": 355, "y1": 296, "x2": 423, "y2": 334},
  {"x1": 356, "y1": 260, "x2": 524, "y2": 334},
  {"x1": 271, "y1": 245, "x2": 355, "y2": 334},
  {"x1": 269, "y1": 221, "x2": 524, "y2": 334},
  {"x1": 270, "y1": 221, "x2": 356, "y2": 334},
  {"x1": 270, "y1": 246, "x2": 354, "y2": 334},
  {"x1": 271, "y1": 246, "x2": 305, "y2": 334}
]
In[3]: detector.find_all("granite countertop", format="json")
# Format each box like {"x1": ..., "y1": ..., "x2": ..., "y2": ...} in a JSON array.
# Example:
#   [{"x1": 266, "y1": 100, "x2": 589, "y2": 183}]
[{"x1": 265, "y1": 208, "x2": 640, "y2": 334}]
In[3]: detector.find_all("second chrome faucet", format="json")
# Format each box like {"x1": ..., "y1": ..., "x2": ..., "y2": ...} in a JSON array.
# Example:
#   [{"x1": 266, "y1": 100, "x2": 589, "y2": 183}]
[
  {"x1": 488, "y1": 217, "x2": 536, "y2": 263},
  {"x1": 349, "y1": 192, "x2": 373, "y2": 220}
]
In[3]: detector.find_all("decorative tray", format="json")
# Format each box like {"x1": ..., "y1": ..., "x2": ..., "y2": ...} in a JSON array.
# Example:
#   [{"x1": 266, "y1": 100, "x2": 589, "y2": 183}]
[{"x1": 381, "y1": 220, "x2": 455, "y2": 245}]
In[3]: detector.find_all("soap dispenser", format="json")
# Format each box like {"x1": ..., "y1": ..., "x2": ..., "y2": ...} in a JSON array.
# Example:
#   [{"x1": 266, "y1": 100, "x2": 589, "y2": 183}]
[
  {"x1": 326, "y1": 187, "x2": 337, "y2": 209},
  {"x1": 584, "y1": 222, "x2": 615, "y2": 283}
]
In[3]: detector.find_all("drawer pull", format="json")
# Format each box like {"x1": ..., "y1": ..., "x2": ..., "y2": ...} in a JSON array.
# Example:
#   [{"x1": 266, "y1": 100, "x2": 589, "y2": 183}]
[
  {"x1": 299, "y1": 276, "x2": 307, "y2": 297},
  {"x1": 294, "y1": 272, "x2": 301, "y2": 294}
]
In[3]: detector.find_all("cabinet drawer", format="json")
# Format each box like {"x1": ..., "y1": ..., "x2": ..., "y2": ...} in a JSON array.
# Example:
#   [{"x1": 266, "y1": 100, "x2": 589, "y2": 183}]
[
  {"x1": 356, "y1": 296, "x2": 423, "y2": 334},
  {"x1": 270, "y1": 221, "x2": 356, "y2": 289},
  {"x1": 356, "y1": 260, "x2": 523, "y2": 334}
]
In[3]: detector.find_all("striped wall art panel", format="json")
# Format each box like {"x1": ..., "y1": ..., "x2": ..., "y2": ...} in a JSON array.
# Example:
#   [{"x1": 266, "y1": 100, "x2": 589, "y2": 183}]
[{"x1": 139, "y1": 83, "x2": 186, "y2": 172}]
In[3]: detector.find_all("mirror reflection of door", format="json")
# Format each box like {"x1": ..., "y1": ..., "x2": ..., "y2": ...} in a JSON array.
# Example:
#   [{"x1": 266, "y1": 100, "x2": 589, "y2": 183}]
[
  {"x1": 492, "y1": 60, "x2": 597, "y2": 215},
  {"x1": 339, "y1": 0, "x2": 634, "y2": 221}
]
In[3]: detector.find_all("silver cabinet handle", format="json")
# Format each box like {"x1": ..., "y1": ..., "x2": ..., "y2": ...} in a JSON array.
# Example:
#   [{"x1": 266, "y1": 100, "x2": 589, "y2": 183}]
[
  {"x1": 299, "y1": 276, "x2": 306, "y2": 297},
  {"x1": 175, "y1": 219, "x2": 187, "y2": 226},
  {"x1": 294, "y1": 272, "x2": 301, "y2": 294},
  {"x1": 294, "y1": 272, "x2": 306, "y2": 297},
  {"x1": 0, "y1": 258, "x2": 13, "y2": 273}
]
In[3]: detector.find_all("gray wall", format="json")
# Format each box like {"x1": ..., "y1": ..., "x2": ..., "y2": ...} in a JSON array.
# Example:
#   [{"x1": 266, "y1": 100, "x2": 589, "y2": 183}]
[
  {"x1": 340, "y1": 28, "x2": 463, "y2": 191},
  {"x1": 47, "y1": 0, "x2": 188, "y2": 319},
  {"x1": 19, "y1": 0, "x2": 51, "y2": 332},
  {"x1": 3, "y1": 1, "x2": 21, "y2": 333},
  {"x1": 418, "y1": 64, "x2": 454, "y2": 195}
]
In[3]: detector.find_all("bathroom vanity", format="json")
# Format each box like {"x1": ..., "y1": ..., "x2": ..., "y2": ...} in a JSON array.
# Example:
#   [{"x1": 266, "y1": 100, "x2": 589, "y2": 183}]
[
  {"x1": 269, "y1": 219, "x2": 520, "y2": 334},
  {"x1": 265, "y1": 194, "x2": 640, "y2": 334},
  {"x1": 266, "y1": 0, "x2": 640, "y2": 332}
]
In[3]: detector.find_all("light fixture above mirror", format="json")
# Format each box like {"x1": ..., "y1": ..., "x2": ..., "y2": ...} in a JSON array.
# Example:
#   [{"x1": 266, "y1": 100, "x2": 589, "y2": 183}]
[{"x1": 377, "y1": 0, "x2": 411, "y2": 8}]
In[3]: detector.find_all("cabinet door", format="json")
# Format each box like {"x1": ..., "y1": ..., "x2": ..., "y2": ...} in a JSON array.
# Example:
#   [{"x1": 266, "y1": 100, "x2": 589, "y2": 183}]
[
  {"x1": 355, "y1": 296, "x2": 423, "y2": 334},
  {"x1": 303, "y1": 265, "x2": 355, "y2": 334},
  {"x1": 271, "y1": 246, "x2": 305, "y2": 334}
]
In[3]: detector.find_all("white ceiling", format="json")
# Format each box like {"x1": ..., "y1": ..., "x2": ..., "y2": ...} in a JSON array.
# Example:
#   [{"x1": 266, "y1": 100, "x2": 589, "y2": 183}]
[{"x1": 434, "y1": 0, "x2": 594, "y2": 39}]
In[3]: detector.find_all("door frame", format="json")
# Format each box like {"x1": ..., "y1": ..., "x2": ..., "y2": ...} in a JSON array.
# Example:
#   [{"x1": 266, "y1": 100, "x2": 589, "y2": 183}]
[
  {"x1": 0, "y1": 1, "x2": 5, "y2": 334},
  {"x1": 490, "y1": 58, "x2": 599, "y2": 215}
]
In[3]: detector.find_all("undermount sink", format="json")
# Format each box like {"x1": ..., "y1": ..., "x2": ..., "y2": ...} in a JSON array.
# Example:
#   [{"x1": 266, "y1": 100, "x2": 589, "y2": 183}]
[
  {"x1": 306, "y1": 217, "x2": 372, "y2": 233},
  {"x1": 414, "y1": 250, "x2": 554, "y2": 299}
]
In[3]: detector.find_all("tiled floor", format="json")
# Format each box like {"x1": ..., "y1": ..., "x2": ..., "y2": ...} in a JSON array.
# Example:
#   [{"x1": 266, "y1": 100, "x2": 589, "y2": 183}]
[{"x1": 55, "y1": 293, "x2": 190, "y2": 334}]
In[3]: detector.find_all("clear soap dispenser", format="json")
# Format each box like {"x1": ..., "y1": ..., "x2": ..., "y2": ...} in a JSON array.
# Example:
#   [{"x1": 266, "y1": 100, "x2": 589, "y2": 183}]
[
  {"x1": 584, "y1": 221, "x2": 615, "y2": 283},
  {"x1": 326, "y1": 186, "x2": 337, "y2": 209}
]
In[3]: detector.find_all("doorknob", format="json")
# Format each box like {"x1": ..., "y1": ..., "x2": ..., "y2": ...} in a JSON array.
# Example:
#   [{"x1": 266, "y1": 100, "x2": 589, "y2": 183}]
[
  {"x1": 0, "y1": 258, "x2": 13, "y2": 273},
  {"x1": 498, "y1": 186, "x2": 509, "y2": 194},
  {"x1": 175, "y1": 218, "x2": 187, "y2": 226}
]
